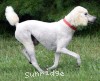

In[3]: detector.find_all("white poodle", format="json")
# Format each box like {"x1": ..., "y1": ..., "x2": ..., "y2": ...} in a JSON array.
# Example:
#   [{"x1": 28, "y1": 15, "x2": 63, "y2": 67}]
[{"x1": 5, "y1": 6, "x2": 96, "y2": 72}]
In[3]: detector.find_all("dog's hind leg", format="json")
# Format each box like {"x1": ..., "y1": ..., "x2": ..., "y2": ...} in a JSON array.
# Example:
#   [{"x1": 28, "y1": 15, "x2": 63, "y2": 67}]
[
  {"x1": 23, "y1": 41, "x2": 44, "y2": 72},
  {"x1": 22, "y1": 35, "x2": 39, "y2": 64},
  {"x1": 22, "y1": 48, "x2": 32, "y2": 64},
  {"x1": 16, "y1": 33, "x2": 44, "y2": 72},
  {"x1": 47, "y1": 53, "x2": 61, "y2": 70}
]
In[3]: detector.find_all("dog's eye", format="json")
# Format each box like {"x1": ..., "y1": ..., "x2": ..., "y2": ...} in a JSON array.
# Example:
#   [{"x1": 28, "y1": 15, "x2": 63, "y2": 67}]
[{"x1": 85, "y1": 13, "x2": 88, "y2": 15}]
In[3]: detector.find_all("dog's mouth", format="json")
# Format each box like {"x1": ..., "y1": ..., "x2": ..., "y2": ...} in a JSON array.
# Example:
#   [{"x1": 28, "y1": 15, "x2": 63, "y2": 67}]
[
  {"x1": 88, "y1": 21, "x2": 94, "y2": 24},
  {"x1": 88, "y1": 20, "x2": 96, "y2": 24}
]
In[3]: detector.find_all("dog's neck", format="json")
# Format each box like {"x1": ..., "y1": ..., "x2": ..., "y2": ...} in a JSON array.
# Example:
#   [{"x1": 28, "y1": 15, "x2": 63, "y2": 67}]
[
  {"x1": 61, "y1": 14, "x2": 77, "y2": 31},
  {"x1": 64, "y1": 13, "x2": 78, "y2": 27},
  {"x1": 63, "y1": 18, "x2": 77, "y2": 31}
]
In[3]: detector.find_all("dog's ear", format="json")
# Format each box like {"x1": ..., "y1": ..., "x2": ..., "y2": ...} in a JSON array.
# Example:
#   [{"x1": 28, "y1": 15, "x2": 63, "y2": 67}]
[
  {"x1": 74, "y1": 13, "x2": 82, "y2": 26},
  {"x1": 69, "y1": 12, "x2": 81, "y2": 26},
  {"x1": 73, "y1": 12, "x2": 88, "y2": 26}
]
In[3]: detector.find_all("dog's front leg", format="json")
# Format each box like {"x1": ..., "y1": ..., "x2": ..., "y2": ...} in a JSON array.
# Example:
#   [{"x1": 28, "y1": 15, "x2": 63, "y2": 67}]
[
  {"x1": 47, "y1": 53, "x2": 61, "y2": 70},
  {"x1": 57, "y1": 48, "x2": 81, "y2": 66}
]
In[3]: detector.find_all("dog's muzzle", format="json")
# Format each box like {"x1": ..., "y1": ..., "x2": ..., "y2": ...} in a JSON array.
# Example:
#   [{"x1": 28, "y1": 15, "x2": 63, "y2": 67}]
[{"x1": 88, "y1": 15, "x2": 96, "y2": 24}]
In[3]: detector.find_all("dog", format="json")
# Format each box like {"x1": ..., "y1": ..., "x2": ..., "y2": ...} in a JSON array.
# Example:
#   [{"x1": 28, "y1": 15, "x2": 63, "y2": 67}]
[{"x1": 5, "y1": 6, "x2": 96, "y2": 72}]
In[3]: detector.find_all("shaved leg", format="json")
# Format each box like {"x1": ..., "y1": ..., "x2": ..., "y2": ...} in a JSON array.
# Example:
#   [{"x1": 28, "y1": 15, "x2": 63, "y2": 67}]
[
  {"x1": 57, "y1": 48, "x2": 81, "y2": 66},
  {"x1": 22, "y1": 48, "x2": 32, "y2": 64},
  {"x1": 47, "y1": 53, "x2": 61, "y2": 70}
]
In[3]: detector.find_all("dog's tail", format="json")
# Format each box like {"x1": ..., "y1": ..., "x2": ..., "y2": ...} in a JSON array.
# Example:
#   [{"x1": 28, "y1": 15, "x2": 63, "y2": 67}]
[{"x1": 5, "y1": 6, "x2": 19, "y2": 26}]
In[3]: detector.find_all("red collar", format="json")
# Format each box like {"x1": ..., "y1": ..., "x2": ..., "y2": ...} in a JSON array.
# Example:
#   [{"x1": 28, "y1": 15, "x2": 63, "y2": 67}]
[{"x1": 63, "y1": 19, "x2": 77, "y2": 31}]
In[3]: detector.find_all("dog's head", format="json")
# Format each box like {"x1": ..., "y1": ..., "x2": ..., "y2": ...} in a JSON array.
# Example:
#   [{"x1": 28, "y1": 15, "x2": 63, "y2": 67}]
[{"x1": 67, "y1": 6, "x2": 96, "y2": 27}]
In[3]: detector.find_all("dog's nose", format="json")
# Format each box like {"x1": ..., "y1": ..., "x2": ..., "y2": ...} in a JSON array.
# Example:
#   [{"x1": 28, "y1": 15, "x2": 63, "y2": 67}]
[{"x1": 88, "y1": 16, "x2": 96, "y2": 24}]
